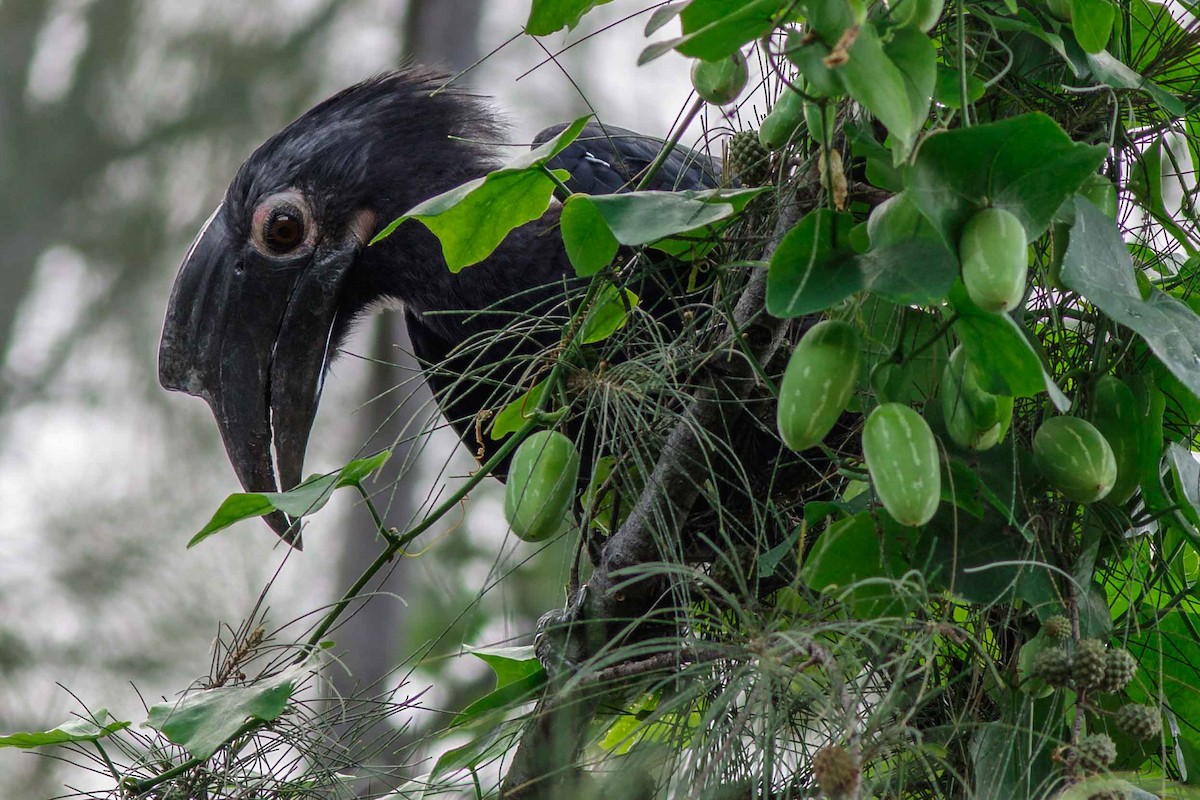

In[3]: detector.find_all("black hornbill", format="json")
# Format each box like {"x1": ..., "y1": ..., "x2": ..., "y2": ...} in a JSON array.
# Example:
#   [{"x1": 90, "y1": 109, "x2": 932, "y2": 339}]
[{"x1": 158, "y1": 70, "x2": 721, "y2": 545}]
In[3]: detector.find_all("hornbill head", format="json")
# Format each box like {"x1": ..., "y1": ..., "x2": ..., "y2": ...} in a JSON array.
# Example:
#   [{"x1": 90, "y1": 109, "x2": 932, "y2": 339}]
[{"x1": 158, "y1": 71, "x2": 496, "y2": 545}]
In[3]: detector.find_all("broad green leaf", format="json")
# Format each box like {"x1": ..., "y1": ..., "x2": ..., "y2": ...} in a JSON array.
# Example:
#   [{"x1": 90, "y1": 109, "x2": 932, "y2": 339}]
[
  {"x1": 580, "y1": 283, "x2": 639, "y2": 344},
  {"x1": 766, "y1": 209, "x2": 861, "y2": 317},
  {"x1": 432, "y1": 719, "x2": 522, "y2": 778},
  {"x1": 858, "y1": 193, "x2": 957, "y2": 304},
  {"x1": 1070, "y1": 0, "x2": 1115, "y2": 52},
  {"x1": 1084, "y1": 51, "x2": 1185, "y2": 117},
  {"x1": 883, "y1": 26, "x2": 937, "y2": 150},
  {"x1": 934, "y1": 65, "x2": 986, "y2": 108},
  {"x1": 800, "y1": 512, "x2": 914, "y2": 618},
  {"x1": 450, "y1": 646, "x2": 547, "y2": 728},
  {"x1": 970, "y1": 709, "x2": 1060, "y2": 799},
  {"x1": 949, "y1": 283, "x2": 1069, "y2": 407},
  {"x1": 0, "y1": 709, "x2": 129, "y2": 749},
  {"x1": 836, "y1": 24, "x2": 918, "y2": 159},
  {"x1": 525, "y1": 0, "x2": 615, "y2": 35},
  {"x1": 1126, "y1": 604, "x2": 1200, "y2": 762},
  {"x1": 1165, "y1": 443, "x2": 1200, "y2": 550},
  {"x1": 371, "y1": 117, "x2": 590, "y2": 271},
  {"x1": 561, "y1": 195, "x2": 619, "y2": 276},
  {"x1": 674, "y1": 0, "x2": 785, "y2": 60},
  {"x1": 1062, "y1": 198, "x2": 1200, "y2": 401},
  {"x1": 490, "y1": 381, "x2": 547, "y2": 441},
  {"x1": 906, "y1": 113, "x2": 1107, "y2": 244},
  {"x1": 639, "y1": 0, "x2": 786, "y2": 64},
  {"x1": 572, "y1": 190, "x2": 753, "y2": 246},
  {"x1": 145, "y1": 665, "x2": 307, "y2": 760},
  {"x1": 189, "y1": 451, "x2": 392, "y2": 546},
  {"x1": 650, "y1": 187, "x2": 768, "y2": 259},
  {"x1": 978, "y1": 10, "x2": 1076, "y2": 74}
]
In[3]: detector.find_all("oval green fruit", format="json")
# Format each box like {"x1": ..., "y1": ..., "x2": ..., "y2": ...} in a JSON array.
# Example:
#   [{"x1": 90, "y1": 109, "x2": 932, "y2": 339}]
[
  {"x1": 941, "y1": 346, "x2": 1013, "y2": 451},
  {"x1": 1033, "y1": 416, "x2": 1117, "y2": 503},
  {"x1": 777, "y1": 320, "x2": 863, "y2": 451},
  {"x1": 804, "y1": 101, "x2": 834, "y2": 145},
  {"x1": 1090, "y1": 376, "x2": 1140, "y2": 504},
  {"x1": 691, "y1": 51, "x2": 749, "y2": 106},
  {"x1": 504, "y1": 430, "x2": 580, "y2": 542},
  {"x1": 863, "y1": 403, "x2": 941, "y2": 526},
  {"x1": 759, "y1": 86, "x2": 807, "y2": 150},
  {"x1": 959, "y1": 207, "x2": 1028, "y2": 313}
]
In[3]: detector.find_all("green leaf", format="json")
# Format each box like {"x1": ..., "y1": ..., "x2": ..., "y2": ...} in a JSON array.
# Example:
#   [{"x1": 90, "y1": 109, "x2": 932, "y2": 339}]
[
  {"x1": 640, "y1": 0, "x2": 786, "y2": 64},
  {"x1": 1062, "y1": 198, "x2": 1200, "y2": 401},
  {"x1": 949, "y1": 283, "x2": 1069, "y2": 407},
  {"x1": 934, "y1": 65, "x2": 986, "y2": 108},
  {"x1": 800, "y1": 512, "x2": 914, "y2": 618},
  {"x1": 858, "y1": 192, "x2": 957, "y2": 304},
  {"x1": 1084, "y1": 51, "x2": 1185, "y2": 117},
  {"x1": 189, "y1": 451, "x2": 392, "y2": 546},
  {"x1": 560, "y1": 195, "x2": 619, "y2": 276},
  {"x1": 836, "y1": 24, "x2": 918, "y2": 159},
  {"x1": 144, "y1": 665, "x2": 306, "y2": 760},
  {"x1": 649, "y1": 187, "x2": 768, "y2": 259},
  {"x1": 883, "y1": 26, "x2": 937, "y2": 150},
  {"x1": 766, "y1": 209, "x2": 861, "y2": 317},
  {"x1": 645, "y1": 2, "x2": 686, "y2": 35},
  {"x1": 580, "y1": 283, "x2": 639, "y2": 344},
  {"x1": 371, "y1": 116, "x2": 590, "y2": 271},
  {"x1": 906, "y1": 113, "x2": 1107, "y2": 244},
  {"x1": 450, "y1": 646, "x2": 547, "y2": 728},
  {"x1": 432, "y1": 719, "x2": 522, "y2": 778},
  {"x1": 1070, "y1": 0, "x2": 1114, "y2": 52},
  {"x1": 0, "y1": 709, "x2": 130, "y2": 749},
  {"x1": 571, "y1": 190, "x2": 744, "y2": 245},
  {"x1": 672, "y1": 0, "x2": 785, "y2": 61},
  {"x1": 525, "y1": 0, "x2": 615, "y2": 35},
  {"x1": 1165, "y1": 443, "x2": 1200, "y2": 551},
  {"x1": 490, "y1": 381, "x2": 547, "y2": 441}
]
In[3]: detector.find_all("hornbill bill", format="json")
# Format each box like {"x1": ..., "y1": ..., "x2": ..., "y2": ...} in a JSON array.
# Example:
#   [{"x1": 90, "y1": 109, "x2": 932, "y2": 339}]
[{"x1": 158, "y1": 70, "x2": 721, "y2": 546}]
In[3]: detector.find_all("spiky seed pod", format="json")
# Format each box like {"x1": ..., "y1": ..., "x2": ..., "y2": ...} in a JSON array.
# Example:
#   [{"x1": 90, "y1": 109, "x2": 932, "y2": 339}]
[
  {"x1": 1115, "y1": 704, "x2": 1162, "y2": 740},
  {"x1": 728, "y1": 130, "x2": 772, "y2": 186},
  {"x1": 1034, "y1": 647, "x2": 1073, "y2": 687},
  {"x1": 1097, "y1": 647, "x2": 1137, "y2": 694},
  {"x1": 1075, "y1": 733, "x2": 1118, "y2": 773},
  {"x1": 812, "y1": 744, "x2": 859, "y2": 799},
  {"x1": 1043, "y1": 615, "x2": 1071, "y2": 640},
  {"x1": 1072, "y1": 639, "x2": 1107, "y2": 691}
]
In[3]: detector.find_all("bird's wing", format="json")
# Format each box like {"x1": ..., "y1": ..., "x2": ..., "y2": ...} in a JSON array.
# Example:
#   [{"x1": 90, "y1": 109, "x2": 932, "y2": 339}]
[{"x1": 535, "y1": 122, "x2": 721, "y2": 196}]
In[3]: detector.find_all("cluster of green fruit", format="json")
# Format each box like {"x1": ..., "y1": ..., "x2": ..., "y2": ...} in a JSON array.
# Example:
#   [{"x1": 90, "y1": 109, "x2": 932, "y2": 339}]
[{"x1": 774, "y1": 192, "x2": 1139, "y2": 528}]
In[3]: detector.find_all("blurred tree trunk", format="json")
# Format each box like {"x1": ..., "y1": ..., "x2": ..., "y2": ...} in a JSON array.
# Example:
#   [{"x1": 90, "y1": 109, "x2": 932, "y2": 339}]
[{"x1": 329, "y1": 0, "x2": 484, "y2": 789}]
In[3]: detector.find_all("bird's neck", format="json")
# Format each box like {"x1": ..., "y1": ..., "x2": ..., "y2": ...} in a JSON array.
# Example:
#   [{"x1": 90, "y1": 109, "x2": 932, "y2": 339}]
[{"x1": 355, "y1": 138, "x2": 575, "y2": 346}]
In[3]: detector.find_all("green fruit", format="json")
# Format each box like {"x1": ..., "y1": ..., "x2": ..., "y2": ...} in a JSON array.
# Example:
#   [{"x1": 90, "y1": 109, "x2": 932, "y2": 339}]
[
  {"x1": 504, "y1": 430, "x2": 580, "y2": 542},
  {"x1": 960, "y1": 207, "x2": 1028, "y2": 313},
  {"x1": 892, "y1": 0, "x2": 946, "y2": 31},
  {"x1": 1033, "y1": 416, "x2": 1118, "y2": 503},
  {"x1": 691, "y1": 51, "x2": 749, "y2": 106},
  {"x1": 759, "y1": 86, "x2": 807, "y2": 150},
  {"x1": 863, "y1": 403, "x2": 941, "y2": 526},
  {"x1": 941, "y1": 346, "x2": 1013, "y2": 451},
  {"x1": 777, "y1": 320, "x2": 863, "y2": 451},
  {"x1": 1080, "y1": 173, "x2": 1119, "y2": 219},
  {"x1": 1090, "y1": 376, "x2": 1140, "y2": 504}
]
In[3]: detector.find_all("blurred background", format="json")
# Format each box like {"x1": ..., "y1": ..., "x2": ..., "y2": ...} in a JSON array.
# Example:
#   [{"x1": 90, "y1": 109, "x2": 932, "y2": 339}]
[{"x1": 0, "y1": 0, "x2": 741, "y2": 795}]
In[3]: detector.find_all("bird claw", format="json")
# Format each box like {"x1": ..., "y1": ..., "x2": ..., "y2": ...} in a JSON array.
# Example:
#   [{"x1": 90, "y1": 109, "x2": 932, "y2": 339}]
[{"x1": 534, "y1": 585, "x2": 591, "y2": 676}]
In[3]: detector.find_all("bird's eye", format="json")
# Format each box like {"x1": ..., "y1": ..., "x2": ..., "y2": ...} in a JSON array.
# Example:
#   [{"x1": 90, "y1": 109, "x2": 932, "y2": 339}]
[
  {"x1": 250, "y1": 190, "x2": 314, "y2": 258},
  {"x1": 263, "y1": 207, "x2": 304, "y2": 253}
]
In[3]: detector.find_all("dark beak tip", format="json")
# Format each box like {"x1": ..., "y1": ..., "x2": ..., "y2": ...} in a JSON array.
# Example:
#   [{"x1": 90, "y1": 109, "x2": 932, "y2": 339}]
[{"x1": 266, "y1": 510, "x2": 304, "y2": 550}]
